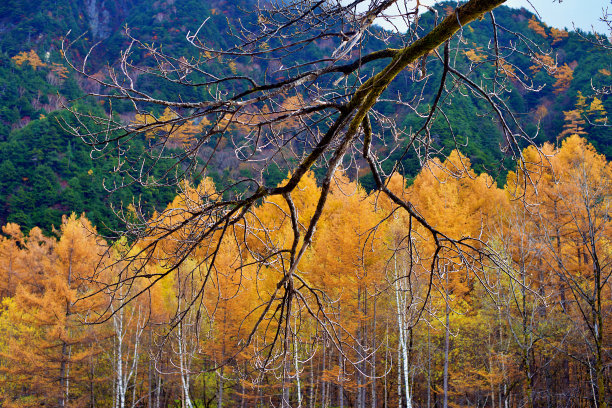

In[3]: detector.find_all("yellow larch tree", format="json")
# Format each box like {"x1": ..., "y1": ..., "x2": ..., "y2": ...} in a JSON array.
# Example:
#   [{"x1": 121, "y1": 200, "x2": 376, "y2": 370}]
[
  {"x1": 527, "y1": 17, "x2": 547, "y2": 38},
  {"x1": 552, "y1": 64, "x2": 574, "y2": 95},
  {"x1": 0, "y1": 214, "x2": 105, "y2": 407},
  {"x1": 505, "y1": 136, "x2": 611, "y2": 407},
  {"x1": 0, "y1": 223, "x2": 25, "y2": 299},
  {"x1": 408, "y1": 151, "x2": 506, "y2": 406},
  {"x1": 12, "y1": 50, "x2": 46, "y2": 70}
]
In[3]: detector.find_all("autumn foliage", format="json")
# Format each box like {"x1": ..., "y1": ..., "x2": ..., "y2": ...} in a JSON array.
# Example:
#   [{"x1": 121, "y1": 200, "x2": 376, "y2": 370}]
[
  {"x1": 0, "y1": 133, "x2": 610, "y2": 407},
  {"x1": 527, "y1": 17, "x2": 547, "y2": 38},
  {"x1": 11, "y1": 50, "x2": 46, "y2": 70}
]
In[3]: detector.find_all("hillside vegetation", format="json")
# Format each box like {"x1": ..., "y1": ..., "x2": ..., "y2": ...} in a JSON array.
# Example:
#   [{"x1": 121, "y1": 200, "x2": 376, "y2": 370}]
[{"x1": 0, "y1": 0, "x2": 609, "y2": 232}]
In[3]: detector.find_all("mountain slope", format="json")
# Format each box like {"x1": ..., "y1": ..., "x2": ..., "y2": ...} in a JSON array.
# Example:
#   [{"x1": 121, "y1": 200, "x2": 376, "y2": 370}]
[{"x1": 0, "y1": 0, "x2": 609, "y2": 232}]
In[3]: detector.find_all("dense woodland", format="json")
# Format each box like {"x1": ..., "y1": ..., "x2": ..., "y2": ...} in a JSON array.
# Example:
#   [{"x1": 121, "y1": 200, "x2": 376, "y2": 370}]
[
  {"x1": 0, "y1": 135, "x2": 609, "y2": 407},
  {"x1": 0, "y1": 0, "x2": 610, "y2": 407}
]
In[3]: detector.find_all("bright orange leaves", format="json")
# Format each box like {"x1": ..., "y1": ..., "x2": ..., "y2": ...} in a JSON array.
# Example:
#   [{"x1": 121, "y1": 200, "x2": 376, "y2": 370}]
[
  {"x1": 12, "y1": 50, "x2": 46, "y2": 70},
  {"x1": 528, "y1": 17, "x2": 547, "y2": 38}
]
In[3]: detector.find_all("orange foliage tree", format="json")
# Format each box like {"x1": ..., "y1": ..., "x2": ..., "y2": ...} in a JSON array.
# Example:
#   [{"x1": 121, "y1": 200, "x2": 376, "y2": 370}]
[
  {"x1": 527, "y1": 17, "x2": 547, "y2": 38},
  {"x1": 0, "y1": 215, "x2": 105, "y2": 407},
  {"x1": 505, "y1": 135, "x2": 611, "y2": 407},
  {"x1": 12, "y1": 50, "x2": 46, "y2": 70}
]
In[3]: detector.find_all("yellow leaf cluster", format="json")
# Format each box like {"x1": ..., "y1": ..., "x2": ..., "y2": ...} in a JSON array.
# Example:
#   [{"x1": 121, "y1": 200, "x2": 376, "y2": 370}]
[
  {"x1": 552, "y1": 63, "x2": 573, "y2": 94},
  {"x1": 498, "y1": 58, "x2": 517, "y2": 79},
  {"x1": 529, "y1": 53, "x2": 555, "y2": 75},
  {"x1": 550, "y1": 27, "x2": 568, "y2": 44},
  {"x1": 587, "y1": 96, "x2": 608, "y2": 124},
  {"x1": 465, "y1": 49, "x2": 486, "y2": 63},
  {"x1": 50, "y1": 63, "x2": 69, "y2": 79},
  {"x1": 598, "y1": 68, "x2": 611, "y2": 76},
  {"x1": 132, "y1": 107, "x2": 204, "y2": 148},
  {"x1": 559, "y1": 92, "x2": 591, "y2": 140},
  {"x1": 12, "y1": 50, "x2": 46, "y2": 70},
  {"x1": 229, "y1": 61, "x2": 238, "y2": 75},
  {"x1": 527, "y1": 17, "x2": 547, "y2": 37}
]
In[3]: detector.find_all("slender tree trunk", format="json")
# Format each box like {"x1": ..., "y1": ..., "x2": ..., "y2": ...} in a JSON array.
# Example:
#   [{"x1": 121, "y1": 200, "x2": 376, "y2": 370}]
[
  {"x1": 394, "y1": 256, "x2": 413, "y2": 408},
  {"x1": 310, "y1": 354, "x2": 316, "y2": 408},
  {"x1": 371, "y1": 298, "x2": 377, "y2": 408},
  {"x1": 116, "y1": 308, "x2": 125, "y2": 408},
  {"x1": 383, "y1": 321, "x2": 389, "y2": 408},
  {"x1": 321, "y1": 338, "x2": 327, "y2": 408},
  {"x1": 149, "y1": 328, "x2": 153, "y2": 408},
  {"x1": 396, "y1": 290, "x2": 412, "y2": 408},
  {"x1": 176, "y1": 298, "x2": 193, "y2": 408},
  {"x1": 327, "y1": 345, "x2": 332, "y2": 408},
  {"x1": 218, "y1": 306, "x2": 228, "y2": 408},
  {"x1": 397, "y1": 341, "x2": 402, "y2": 408},
  {"x1": 59, "y1": 249, "x2": 74, "y2": 408},
  {"x1": 338, "y1": 350, "x2": 344, "y2": 408},
  {"x1": 427, "y1": 325, "x2": 431, "y2": 408},
  {"x1": 489, "y1": 344, "x2": 495, "y2": 408},
  {"x1": 131, "y1": 337, "x2": 139, "y2": 408},
  {"x1": 217, "y1": 372, "x2": 224, "y2": 408},
  {"x1": 443, "y1": 272, "x2": 450, "y2": 408},
  {"x1": 155, "y1": 371, "x2": 162, "y2": 408},
  {"x1": 594, "y1": 263, "x2": 606, "y2": 408},
  {"x1": 361, "y1": 290, "x2": 367, "y2": 408},
  {"x1": 59, "y1": 342, "x2": 69, "y2": 407},
  {"x1": 240, "y1": 374, "x2": 246, "y2": 408},
  {"x1": 294, "y1": 331, "x2": 302, "y2": 407},
  {"x1": 518, "y1": 259, "x2": 534, "y2": 408},
  {"x1": 282, "y1": 350, "x2": 290, "y2": 408}
]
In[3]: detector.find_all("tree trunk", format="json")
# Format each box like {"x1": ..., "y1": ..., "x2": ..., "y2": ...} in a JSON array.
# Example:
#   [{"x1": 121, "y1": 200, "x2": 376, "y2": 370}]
[
  {"x1": 59, "y1": 249, "x2": 74, "y2": 408},
  {"x1": 371, "y1": 298, "x2": 377, "y2": 408},
  {"x1": 443, "y1": 272, "x2": 450, "y2": 408}
]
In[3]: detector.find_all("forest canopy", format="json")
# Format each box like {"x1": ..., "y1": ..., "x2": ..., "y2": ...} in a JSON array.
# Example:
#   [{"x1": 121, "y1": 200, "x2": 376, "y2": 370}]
[{"x1": 0, "y1": 136, "x2": 610, "y2": 407}]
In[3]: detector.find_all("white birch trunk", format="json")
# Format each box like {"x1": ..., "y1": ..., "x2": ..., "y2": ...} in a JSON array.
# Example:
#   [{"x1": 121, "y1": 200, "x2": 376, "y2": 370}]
[
  {"x1": 111, "y1": 298, "x2": 145, "y2": 408},
  {"x1": 177, "y1": 320, "x2": 193, "y2": 408},
  {"x1": 394, "y1": 257, "x2": 413, "y2": 408},
  {"x1": 294, "y1": 328, "x2": 302, "y2": 407}
]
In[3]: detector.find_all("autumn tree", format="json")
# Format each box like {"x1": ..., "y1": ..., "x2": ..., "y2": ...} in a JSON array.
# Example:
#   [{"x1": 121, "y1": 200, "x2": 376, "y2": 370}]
[
  {"x1": 96, "y1": 243, "x2": 153, "y2": 408},
  {"x1": 0, "y1": 214, "x2": 105, "y2": 407},
  {"x1": 0, "y1": 223, "x2": 24, "y2": 299},
  {"x1": 405, "y1": 151, "x2": 506, "y2": 407},
  {"x1": 61, "y1": 0, "x2": 597, "y2": 396},
  {"x1": 552, "y1": 64, "x2": 574, "y2": 95},
  {"x1": 528, "y1": 17, "x2": 547, "y2": 38},
  {"x1": 12, "y1": 50, "x2": 46, "y2": 70},
  {"x1": 506, "y1": 136, "x2": 611, "y2": 407}
]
